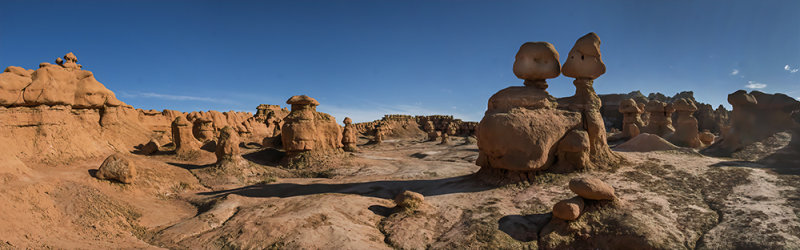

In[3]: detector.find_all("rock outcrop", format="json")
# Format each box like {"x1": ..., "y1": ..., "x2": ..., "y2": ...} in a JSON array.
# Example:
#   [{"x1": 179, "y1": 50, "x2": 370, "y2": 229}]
[
  {"x1": 280, "y1": 95, "x2": 343, "y2": 156},
  {"x1": 95, "y1": 153, "x2": 136, "y2": 184},
  {"x1": 215, "y1": 126, "x2": 244, "y2": 168}
]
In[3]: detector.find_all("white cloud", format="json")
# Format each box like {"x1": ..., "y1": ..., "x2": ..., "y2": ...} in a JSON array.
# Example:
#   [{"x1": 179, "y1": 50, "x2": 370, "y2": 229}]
[
  {"x1": 745, "y1": 81, "x2": 767, "y2": 89},
  {"x1": 119, "y1": 91, "x2": 235, "y2": 104},
  {"x1": 731, "y1": 69, "x2": 739, "y2": 75},
  {"x1": 785, "y1": 65, "x2": 799, "y2": 73}
]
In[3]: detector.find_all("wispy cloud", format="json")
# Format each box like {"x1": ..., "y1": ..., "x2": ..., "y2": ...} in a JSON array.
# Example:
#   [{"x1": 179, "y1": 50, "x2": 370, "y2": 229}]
[
  {"x1": 745, "y1": 81, "x2": 767, "y2": 89},
  {"x1": 119, "y1": 91, "x2": 236, "y2": 104},
  {"x1": 731, "y1": 69, "x2": 739, "y2": 75},
  {"x1": 785, "y1": 65, "x2": 799, "y2": 73}
]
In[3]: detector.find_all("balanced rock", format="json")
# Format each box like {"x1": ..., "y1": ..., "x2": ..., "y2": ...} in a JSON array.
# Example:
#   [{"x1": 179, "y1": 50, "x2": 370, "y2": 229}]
[
  {"x1": 561, "y1": 33, "x2": 622, "y2": 168},
  {"x1": 341, "y1": 117, "x2": 358, "y2": 152},
  {"x1": 569, "y1": 177, "x2": 616, "y2": 200},
  {"x1": 671, "y1": 98, "x2": 702, "y2": 148},
  {"x1": 281, "y1": 95, "x2": 343, "y2": 154},
  {"x1": 96, "y1": 153, "x2": 136, "y2": 184},
  {"x1": 512, "y1": 42, "x2": 561, "y2": 89},
  {"x1": 172, "y1": 116, "x2": 203, "y2": 156},
  {"x1": 552, "y1": 196, "x2": 585, "y2": 221}
]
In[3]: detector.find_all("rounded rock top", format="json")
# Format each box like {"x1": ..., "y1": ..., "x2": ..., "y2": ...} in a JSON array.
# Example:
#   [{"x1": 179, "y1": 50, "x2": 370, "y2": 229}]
[
  {"x1": 513, "y1": 42, "x2": 561, "y2": 81},
  {"x1": 562, "y1": 32, "x2": 606, "y2": 79},
  {"x1": 672, "y1": 98, "x2": 698, "y2": 112},
  {"x1": 286, "y1": 95, "x2": 320, "y2": 106}
]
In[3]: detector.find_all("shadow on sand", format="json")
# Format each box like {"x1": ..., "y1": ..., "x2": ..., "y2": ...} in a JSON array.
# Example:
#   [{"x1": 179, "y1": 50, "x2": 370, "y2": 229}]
[
  {"x1": 497, "y1": 213, "x2": 552, "y2": 242},
  {"x1": 199, "y1": 174, "x2": 492, "y2": 200},
  {"x1": 710, "y1": 145, "x2": 800, "y2": 175}
]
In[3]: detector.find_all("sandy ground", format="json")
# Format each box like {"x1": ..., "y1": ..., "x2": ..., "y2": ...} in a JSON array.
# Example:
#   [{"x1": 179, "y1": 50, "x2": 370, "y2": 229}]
[{"x1": 0, "y1": 137, "x2": 798, "y2": 249}]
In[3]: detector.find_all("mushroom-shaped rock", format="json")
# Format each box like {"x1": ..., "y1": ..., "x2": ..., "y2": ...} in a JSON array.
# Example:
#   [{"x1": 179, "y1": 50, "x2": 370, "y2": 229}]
[
  {"x1": 96, "y1": 153, "x2": 136, "y2": 184},
  {"x1": 394, "y1": 190, "x2": 425, "y2": 211},
  {"x1": 342, "y1": 117, "x2": 358, "y2": 152},
  {"x1": 619, "y1": 98, "x2": 645, "y2": 139},
  {"x1": 172, "y1": 116, "x2": 203, "y2": 156},
  {"x1": 552, "y1": 196, "x2": 585, "y2": 221},
  {"x1": 643, "y1": 100, "x2": 676, "y2": 137},
  {"x1": 562, "y1": 32, "x2": 606, "y2": 79},
  {"x1": 569, "y1": 177, "x2": 616, "y2": 200},
  {"x1": 671, "y1": 98, "x2": 702, "y2": 148},
  {"x1": 140, "y1": 139, "x2": 160, "y2": 155},
  {"x1": 512, "y1": 42, "x2": 561, "y2": 89},
  {"x1": 281, "y1": 95, "x2": 343, "y2": 154}
]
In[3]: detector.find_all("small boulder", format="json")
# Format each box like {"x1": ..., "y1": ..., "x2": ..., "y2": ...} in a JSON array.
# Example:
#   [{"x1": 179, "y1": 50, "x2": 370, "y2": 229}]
[
  {"x1": 552, "y1": 196, "x2": 585, "y2": 221},
  {"x1": 394, "y1": 190, "x2": 425, "y2": 210},
  {"x1": 569, "y1": 177, "x2": 615, "y2": 200},
  {"x1": 140, "y1": 139, "x2": 160, "y2": 155},
  {"x1": 96, "y1": 153, "x2": 136, "y2": 184}
]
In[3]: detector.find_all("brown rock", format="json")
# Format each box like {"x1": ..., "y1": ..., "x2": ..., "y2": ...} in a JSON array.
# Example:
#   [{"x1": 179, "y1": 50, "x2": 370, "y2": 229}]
[
  {"x1": 555, "y1": 129, "x2": 591, "y2": 171},
  {"x1": 215, "y1": 126, "x2": 242, "y2": 165},
  {"x1": 96, "y1": 153, "x2": 136, "y2": 184},
  {"x1": 342, "y1": 117, "x2": 358, "y2": 152},
  {"x1": 512, "y1": 42, "x2": 560, "y2": 89},
  {"x1": 642, "y1": 100, "x2": 676, "y2": 137},
  {"x1": 562, "y1": 32, "x2": 606, "y2": 79},
  {"x1": 552, "y1": 196, "x2": 585, "y2": 221},
  {"x1": 192, "y1": 118, "x2": 215, "y2": 142},
  {"x1": 281, "y1": 95, "x2": 343, "y2": 154},
  {"x1": 569, "y1": 177, "x2": 616, "y2": 200},
  {"x1": 140, "y1": 139, "x2": 160, "y2": 155},
  {"x1": 423, "y1": 120, "x2": 439, "y2": 141},
  {"x1": 670, "y1": 98, "x2": 702, "y2": 148},
  {"x1": 172, "y1": 116, "x2": 202, "y2": 156},
  {"x1": 0, "y1": 66, "x2": 32, "y2": 106},
  {"x1": 699, "y1": 130, "x2": 715, "y2": 145},
  {"x1": 619, "y1": 98, "x2": 644, "y2": 139}
]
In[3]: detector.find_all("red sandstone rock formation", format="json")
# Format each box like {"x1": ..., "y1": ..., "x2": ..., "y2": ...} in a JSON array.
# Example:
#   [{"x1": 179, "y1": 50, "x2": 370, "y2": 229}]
[
  {"x1": 280, "y1": 95, "x2": 343, "y2": 155},
  {"x1": 670, "y1": 98, "x2": 702, "y2": 148},
  {"x1": 341, "y1": 117, "x2": 358, "y2": 152}
]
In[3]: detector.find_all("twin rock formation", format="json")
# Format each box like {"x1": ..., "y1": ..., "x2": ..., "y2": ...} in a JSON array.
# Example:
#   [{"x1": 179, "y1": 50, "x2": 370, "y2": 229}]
[{"x1": 476, "y1": 33, "x2": 623, "y2": 182}]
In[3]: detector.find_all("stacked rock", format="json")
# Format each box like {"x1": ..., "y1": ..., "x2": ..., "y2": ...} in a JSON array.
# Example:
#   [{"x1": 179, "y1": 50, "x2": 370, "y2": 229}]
[{"x1": 552, "y1": 177, "x2": 616, "y2": 220}]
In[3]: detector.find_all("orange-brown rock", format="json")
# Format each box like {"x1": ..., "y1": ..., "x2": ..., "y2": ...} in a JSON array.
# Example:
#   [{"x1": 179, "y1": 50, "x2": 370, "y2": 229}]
[
  {"x1": 512, "y1": 42, "x2": 560, "y2": 89},
  {"x1": 552, "y1": 196, "x2": 585, "y2": 221},
  {"x1": 555, "y1": 129, "x2": 591, "y2": 171},
  {"x1": 699, "y1": 130, "x2": 715, "y2": 145},
  {"x1": 140, "y1": 139, "x2": 160, "y2": 155},
  {"x1": 423, "y1": 120, "x2": 439, "y2": 141},
  {"x1": 671, "y1": 98, "x2": 702, "y2": 148},
  {"x1": 172, "y1": 116, "x2": 202, "y2": 156},
  {"x1": 215, "y1": 126, "x2": 244, "y2": 168},
  {"x1": 342, "y1": 117, "x2": 358, "y2": 152},
  {"x1": 192, "y1": 117, "x2": 215, "y2": 142},
  {"x1": 281, "y1": 95, "x2": 342, "y2": 154},
  {"x1": 562, "y1": 32, "x2": 606, "y2": 79},
  {"x1": 96, "y1": 153, "x2": 136, "y2": 184},
  {"x1": 0, "y1": 66, "x2": 32, "y2": 106},
  {"x1": 569, "y1": 177, "x2": 616, "y2": 200},
  {"x1": 394, "y1": 190, "x2": 425, "y2": 211}
]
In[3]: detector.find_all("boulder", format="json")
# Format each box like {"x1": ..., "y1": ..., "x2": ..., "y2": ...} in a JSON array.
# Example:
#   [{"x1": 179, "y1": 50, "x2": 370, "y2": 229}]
[
  {"x1": 552, "y1": 196, "x2": 585, "y2": 221},
  {"x1": 699, "y1": 130, "x2": 715, "y2": 145},
  {"x1": 555, "y1": 129, "x2": 591, "y2": 171},
  {"x1": 569, "y1": 177, "x2": 616, "y2": 200},
  {"x1": 96, "y1": 153, "x2": 136, "y2": 184},
  {"x1": 140, "y1": 139, "x2": 160, "y2": 155},
  {"x1": 512, "y1": 42, "x2": 561, "y2": 89},
  {"x1": 394, "y1": 190, "x2": 425, "y2": 210}
]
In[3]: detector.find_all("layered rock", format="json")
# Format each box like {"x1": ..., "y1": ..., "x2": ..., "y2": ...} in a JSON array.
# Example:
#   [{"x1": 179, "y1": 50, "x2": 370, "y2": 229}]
[
  {"x1": 670, "y1": 98, "x2": 702, "y2": 148},
  {"x1": 280, "y1": 95, "x2": 343, "y2": 155}
]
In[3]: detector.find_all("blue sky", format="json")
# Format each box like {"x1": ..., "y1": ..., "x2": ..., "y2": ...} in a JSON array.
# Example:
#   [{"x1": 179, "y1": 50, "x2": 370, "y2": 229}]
[{"x1": 1, "y1": 0, "x2": 799, "y2": 122}]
